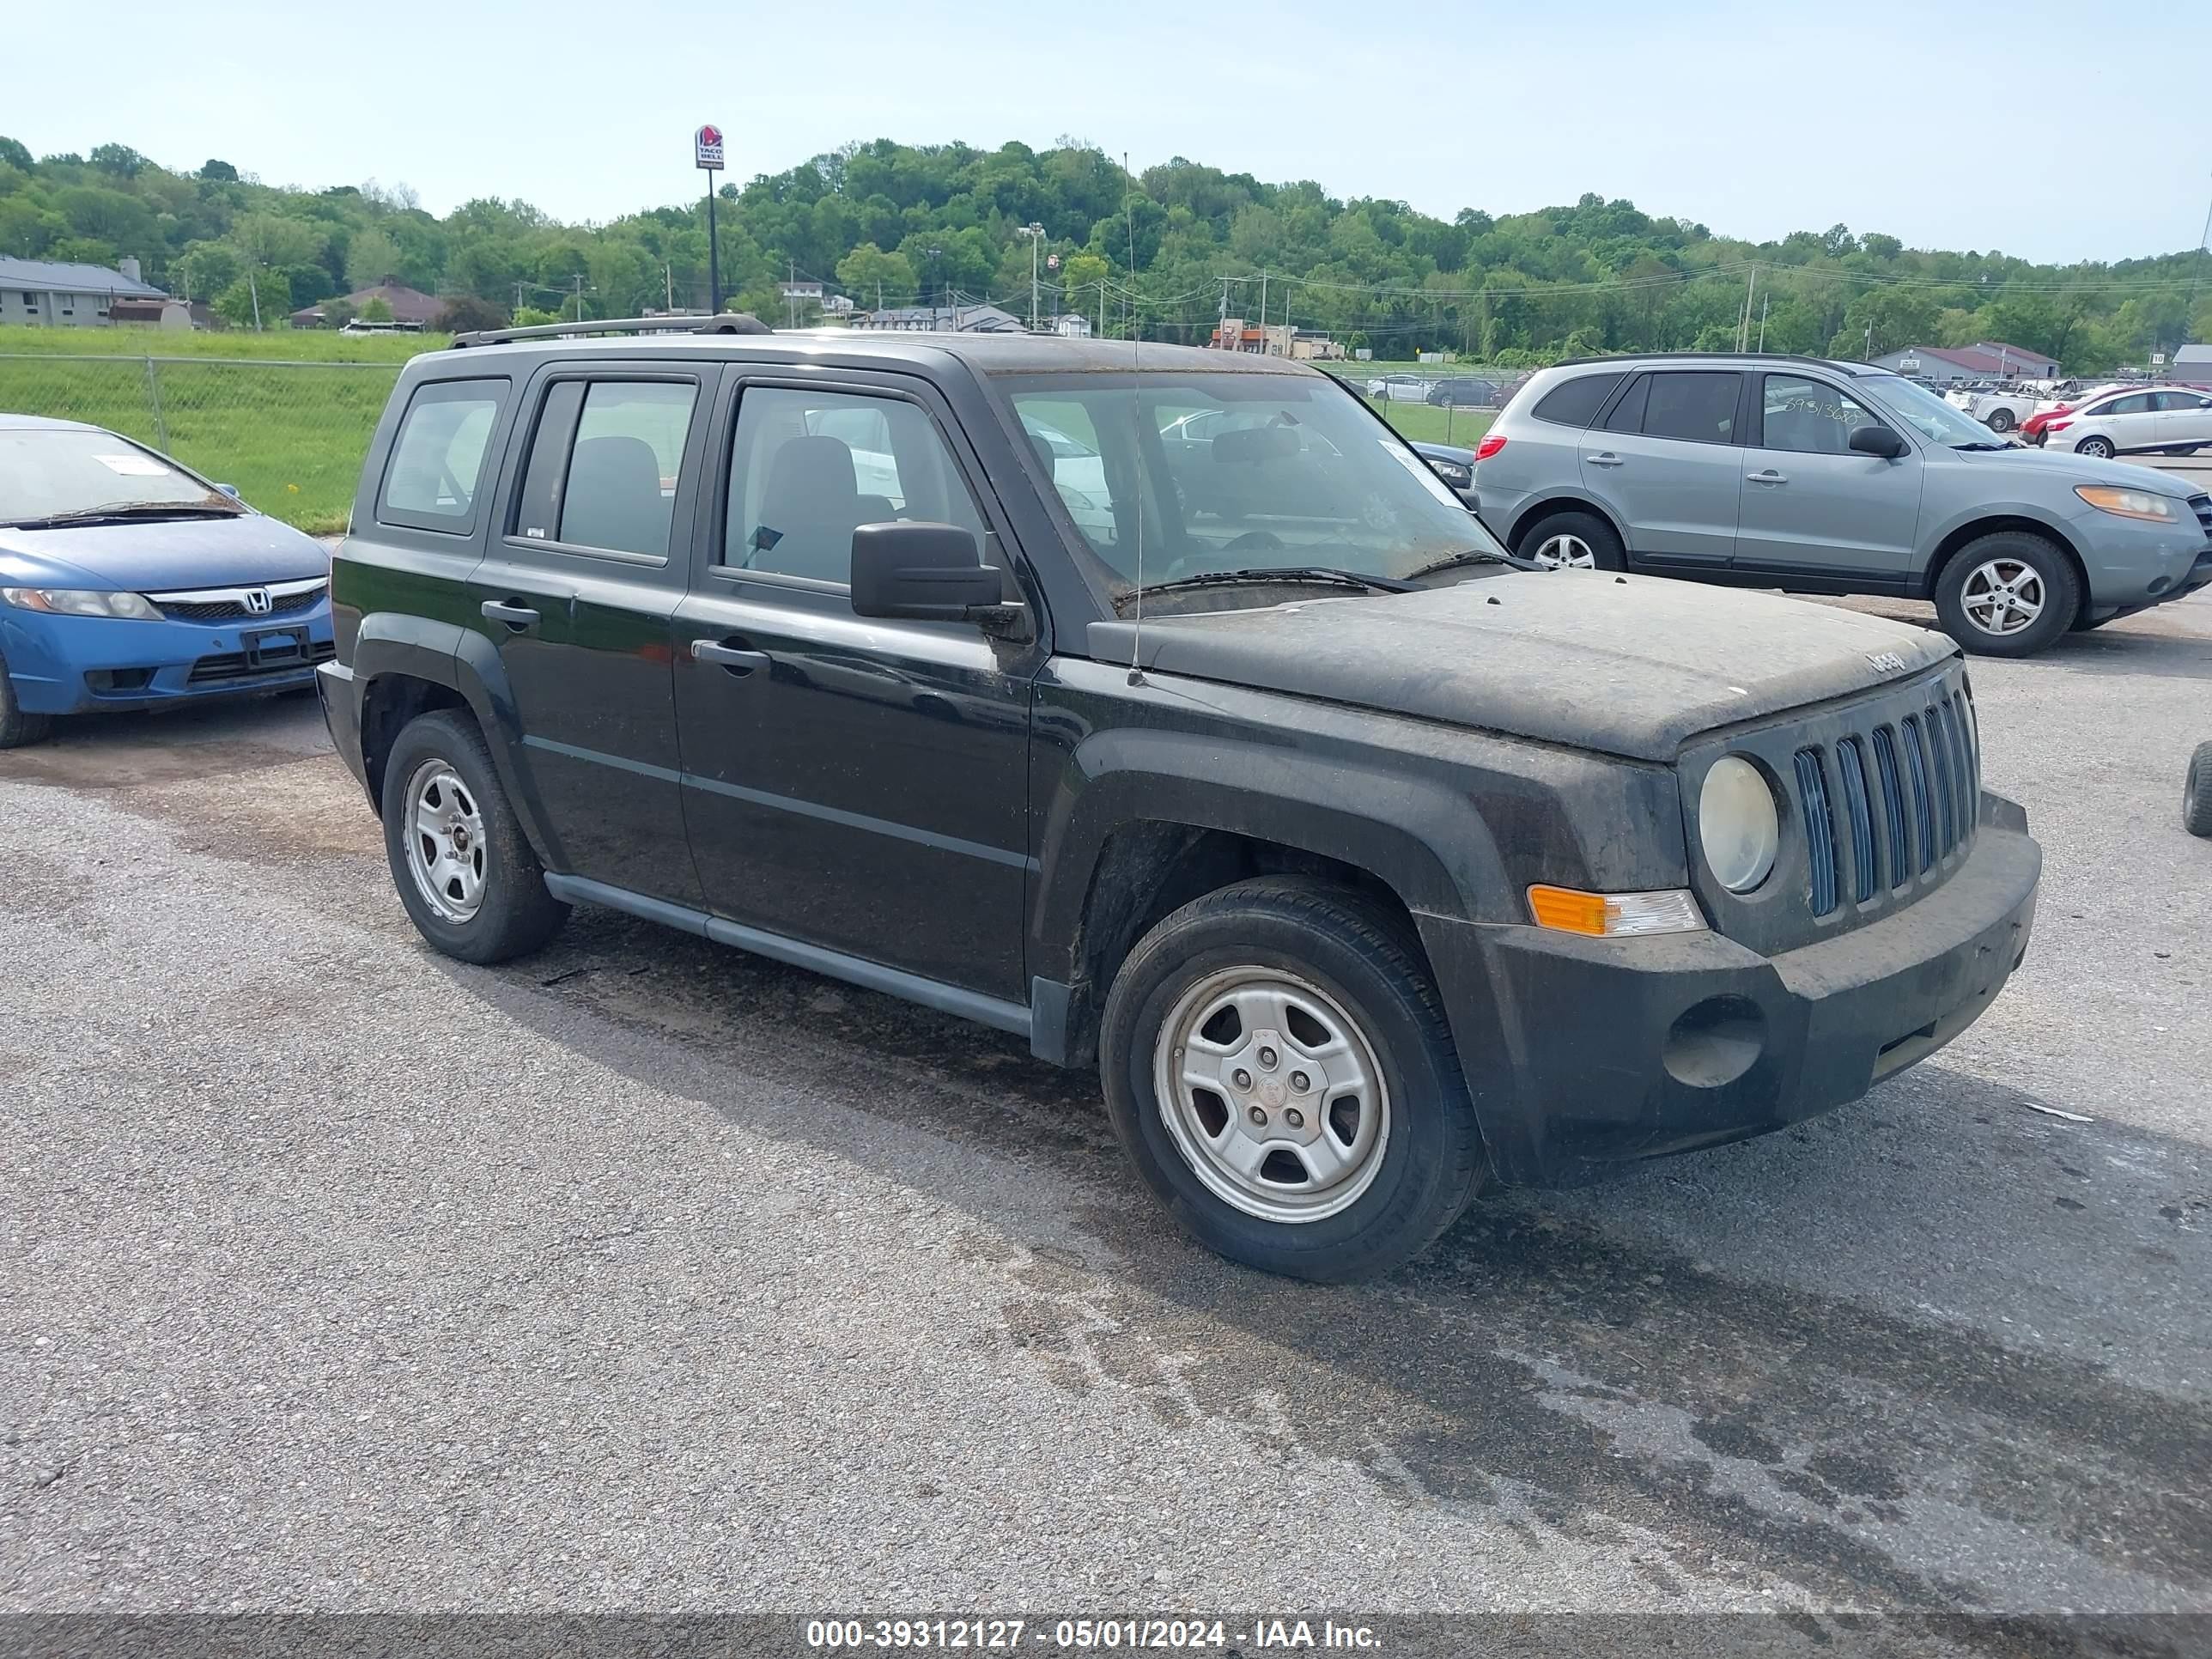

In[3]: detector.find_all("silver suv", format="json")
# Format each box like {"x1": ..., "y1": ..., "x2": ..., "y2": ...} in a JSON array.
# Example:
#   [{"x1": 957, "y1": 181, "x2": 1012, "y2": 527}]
[{"x1": 1473, "y1": 353, "x2": 2212, "y2": 655}]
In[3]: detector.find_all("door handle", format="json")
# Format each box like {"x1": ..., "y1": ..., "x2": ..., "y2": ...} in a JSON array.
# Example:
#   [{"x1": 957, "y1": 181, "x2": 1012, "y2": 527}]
[
  {"x1": 481, "y1": 599, "x2": 539, "y2": 629},
  {"x1": 1586, "y1": 452, "x2": 1625, "y2": 467},
  {"x1": 692, "y1": 638, "x2": 772, "y2": 675},
  {"x1": 1747, "y1": 469, "x2": 1789, "y2": 484}
]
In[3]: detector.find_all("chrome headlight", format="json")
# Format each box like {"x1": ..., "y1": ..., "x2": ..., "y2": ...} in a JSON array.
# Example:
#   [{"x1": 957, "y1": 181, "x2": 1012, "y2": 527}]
[
  {"x1": 1698, "y1": 756, "x2": 1779, "y2": 893},
  {"x1": 0, "y1": 586, "x2": 164, "y2": 620}
]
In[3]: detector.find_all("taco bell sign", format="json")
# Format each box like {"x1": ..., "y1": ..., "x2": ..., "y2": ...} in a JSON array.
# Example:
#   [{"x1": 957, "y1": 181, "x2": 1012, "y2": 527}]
[{"x1": 695, "y1": 125, "x2": 725, "y2": 172}]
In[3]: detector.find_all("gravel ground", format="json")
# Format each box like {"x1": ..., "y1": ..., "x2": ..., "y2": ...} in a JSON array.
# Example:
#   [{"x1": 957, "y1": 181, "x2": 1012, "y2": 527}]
[{"x1": 1, "y1": 591, "x2": 2209, "y2": 1638}]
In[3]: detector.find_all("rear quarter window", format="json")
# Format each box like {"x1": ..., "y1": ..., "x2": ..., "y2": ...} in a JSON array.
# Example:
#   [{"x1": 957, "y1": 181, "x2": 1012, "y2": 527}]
[
  {"x1": 1530, "y1": 373, "x2": 1625, "y2": 428},
  {"x1": 377, "y1": 378, "x2": 507, "y2": 534}
]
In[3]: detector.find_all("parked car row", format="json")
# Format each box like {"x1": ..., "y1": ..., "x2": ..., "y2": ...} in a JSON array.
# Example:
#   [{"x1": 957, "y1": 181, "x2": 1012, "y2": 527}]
[{"x1": 2025, "y1": 384, "x2": 2212, "y2": 458}]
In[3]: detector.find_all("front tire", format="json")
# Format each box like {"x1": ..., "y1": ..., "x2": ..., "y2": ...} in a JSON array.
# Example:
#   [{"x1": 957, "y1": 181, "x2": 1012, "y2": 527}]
[
  {"x1": 1986, "y1": 408, "x2": 2015, "y2": 433},
  {"x1": 1099, "y1": 878, "x2": 1488, "y2": 1282},
  {"x1": 2074, "y1": 435, "x2": 2116, "y2": 459},
  {"x1": 380, "y1": 709, "x2": 568, "y2": 963},
  {"x1": 1934, "y1": 532, "x2": 2079, "y2": 658},
  {"x1": 1516, "y1": 507, "x2": 1625, "y2": 571},
  {"x1": 2187, "y1": 743, "x2": 2212, "y2": 839},
  {"x1": 0, "y1": 653, "x2": 54, "y2": 750}
]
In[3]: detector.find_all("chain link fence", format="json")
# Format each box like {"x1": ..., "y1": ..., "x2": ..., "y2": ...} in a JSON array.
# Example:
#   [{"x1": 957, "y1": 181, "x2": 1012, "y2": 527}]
[{"x1": 0, "y1": 354, "x2": 402, "y2": 534}]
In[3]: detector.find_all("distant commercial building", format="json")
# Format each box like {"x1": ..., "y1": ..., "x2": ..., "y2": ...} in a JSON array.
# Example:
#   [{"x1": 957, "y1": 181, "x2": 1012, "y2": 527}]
[
  {"x1": 852, "y1": 301, "x2": 1025, "y2": 333},
  {"x1": 2168, "y1": 344, "x2": 2212, "y2": 381},
  {"x1": 1870, "y1": 341, "x2": 2061, "y2": 382},
  {"x1": 1054, "y1": 313, "x2": 1091, "y2": 339},
  {"x1": 0, "y1": 255, "x2": 168, "y2": 327},
  {"x1": 1207, "y1": 318, "x2": 1346, "y2": 360}
]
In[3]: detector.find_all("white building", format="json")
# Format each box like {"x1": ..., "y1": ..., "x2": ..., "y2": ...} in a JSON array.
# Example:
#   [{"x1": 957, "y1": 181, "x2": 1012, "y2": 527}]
[
  {"x1": 0, "y1": 255, "x2": 168, "y2": 327},
  {"x1": 2169, "y1": 344, "x2": 2212, "y2": 381}
]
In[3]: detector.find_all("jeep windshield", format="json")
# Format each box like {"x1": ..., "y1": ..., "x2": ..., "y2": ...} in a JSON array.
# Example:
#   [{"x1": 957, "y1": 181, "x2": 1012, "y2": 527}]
[{"x1": 1000, "y1": 371, "x2": 1510, "y2": 611}]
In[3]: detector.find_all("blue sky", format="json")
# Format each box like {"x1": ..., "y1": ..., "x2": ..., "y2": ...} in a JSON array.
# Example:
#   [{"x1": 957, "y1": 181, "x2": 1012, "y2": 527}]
[{"x1": 13, "y1": 1, "x2": 2208, "y2": 264}]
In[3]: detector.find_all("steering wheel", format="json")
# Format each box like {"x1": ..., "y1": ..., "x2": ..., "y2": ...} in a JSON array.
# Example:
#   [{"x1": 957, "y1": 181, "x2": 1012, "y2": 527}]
[{"x1": 1222, "y1": 529, "x2": 1286, "y2": 553}]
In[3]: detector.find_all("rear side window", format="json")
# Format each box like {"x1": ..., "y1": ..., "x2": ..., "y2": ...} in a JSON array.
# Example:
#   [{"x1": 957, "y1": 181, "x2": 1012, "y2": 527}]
[
  {"x1": 1640, "y1": 372, "x2": 1742, "y2": 445},
  {"x1": 378, "y1": 379, "x2": 506, "y2": 532},
  {"x1": 513, "y1": 379, "x2": 698, "y2": 559},
  {"x1": 1531, "y1": 373, "x2": 1624, "y2": 428},
  {"x1": 1601, "y1": 374, "x2": 1650, "y2": 433}
]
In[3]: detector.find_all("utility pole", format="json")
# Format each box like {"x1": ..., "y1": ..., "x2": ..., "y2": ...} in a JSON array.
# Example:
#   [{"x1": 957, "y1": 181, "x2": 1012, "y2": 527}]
[
  {"x1": 573, "y1": 273, "x2": 584, "y2": 323},
  {"x1": 1017, "y1": 223, "x2": 1045, "y2": 330},
  {"x1": 1260, "y1": 268, "x2": 1268, "y2": 341},
  {"x1": 1737, "y1": 264, "x2": 1757, "y2": 354},
  {"x1": 665, "y1": 264, "x2": 673, "y2": 310},
  {"x1": 246, "y1": 266, "x2": 261, "y2": 331},
  {"x1": 1756, "y1": 294, "x2": 1770, "y2": 353}
]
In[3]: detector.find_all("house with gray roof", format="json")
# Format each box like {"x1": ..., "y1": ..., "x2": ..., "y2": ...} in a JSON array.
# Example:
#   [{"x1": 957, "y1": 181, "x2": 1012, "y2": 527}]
[{"x1": 0, "y1": 255, "x2": 168, "y2": 328}]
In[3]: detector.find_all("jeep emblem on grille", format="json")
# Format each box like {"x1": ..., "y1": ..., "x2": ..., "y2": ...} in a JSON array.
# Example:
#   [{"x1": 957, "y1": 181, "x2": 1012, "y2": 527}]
[
  {"x1": 1866, "y1": 651, "x2": 1907, "y2": 674},
  {"x1": 241, "y1": 587, "x2": 274, "y2": 616}
]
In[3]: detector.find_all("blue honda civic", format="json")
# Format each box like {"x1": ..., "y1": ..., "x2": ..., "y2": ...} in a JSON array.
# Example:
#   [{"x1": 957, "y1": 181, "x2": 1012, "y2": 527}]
[{"x1": 0, "y1": 414, "x2": 334, "y2": 748}]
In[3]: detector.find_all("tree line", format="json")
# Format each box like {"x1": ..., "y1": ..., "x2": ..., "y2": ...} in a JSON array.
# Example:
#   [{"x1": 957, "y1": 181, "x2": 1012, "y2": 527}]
[{"x1": 1, "y1": 134, "x2": 2205, "y2": 370}]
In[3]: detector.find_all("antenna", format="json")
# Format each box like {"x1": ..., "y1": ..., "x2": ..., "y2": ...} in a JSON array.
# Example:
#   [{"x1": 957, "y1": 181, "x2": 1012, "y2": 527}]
[{"x1": 1125, "y1": 151, "x2": 1146, "y2": 686}]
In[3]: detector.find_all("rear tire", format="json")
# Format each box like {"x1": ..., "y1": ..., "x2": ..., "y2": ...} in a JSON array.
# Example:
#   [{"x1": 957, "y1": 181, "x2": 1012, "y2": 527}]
[
  {"x1": 2074, "y1": 435, "x2": 2116, "y2": 459},
  {"x1": 2187, "y1": 743, "x2": 2212, "y2": 839},
  {"x1": 1516, "y1": 508, "x2": 1626, "y2": 572},
  {"x1": 1933, "y1": 531, "x2": 2080, "y2": 658},
  {"x1": 380, "y1": 709, "x2": 568, "y2": 963},
  {"x1": 0, "y1": 653, "x2": 54, "y2": 750},
  {"x1": 1099, "y1": 877, "x2": 1488, "y2": 1282}
]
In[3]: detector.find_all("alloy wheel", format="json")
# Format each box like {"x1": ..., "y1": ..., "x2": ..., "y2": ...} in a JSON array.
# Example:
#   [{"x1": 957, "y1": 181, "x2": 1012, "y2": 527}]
[
  {"x1": 1530, "y1": 533, "x2": 1595, "y2": 569},
  {"x1": 1960, "y1": 557, "x2": 2045, "y2": 638}
]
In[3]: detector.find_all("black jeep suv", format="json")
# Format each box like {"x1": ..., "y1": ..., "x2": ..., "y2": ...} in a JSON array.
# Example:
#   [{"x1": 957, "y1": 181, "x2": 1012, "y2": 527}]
[{"x1": 320, "y1": 318, "x2": 2041, "y2": 1281}]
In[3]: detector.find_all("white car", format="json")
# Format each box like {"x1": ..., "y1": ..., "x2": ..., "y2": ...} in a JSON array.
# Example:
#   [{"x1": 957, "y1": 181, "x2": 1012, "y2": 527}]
[
  {"x1": 1364, "y1": 374, "x2": 1431, "y2": 403},
  {"x1": 2037, "y1": 386, "x2": 2212, "y2": 459},
  {"x1": 1957, "y1": 386, "x2": 2045, "y2": 434}
]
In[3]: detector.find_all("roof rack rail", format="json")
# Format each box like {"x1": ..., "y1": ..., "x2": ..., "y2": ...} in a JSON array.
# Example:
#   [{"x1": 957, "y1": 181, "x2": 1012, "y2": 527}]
[
  {"x1": 450, "y1": 313, "x2": 773, "y2": 349},
  {"x1": 1552, "y1": 349, "x2": 1865, "y2": 373}
]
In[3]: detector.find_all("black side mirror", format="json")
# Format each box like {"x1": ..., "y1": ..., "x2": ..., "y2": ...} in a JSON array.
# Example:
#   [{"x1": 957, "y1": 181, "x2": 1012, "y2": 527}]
[
  {"x1": 1849, "y1": 425, "x2": 1908, "y2": 459},
  {"x1": 850, "y1": 521, "x2": 1007, "y2": 623}
]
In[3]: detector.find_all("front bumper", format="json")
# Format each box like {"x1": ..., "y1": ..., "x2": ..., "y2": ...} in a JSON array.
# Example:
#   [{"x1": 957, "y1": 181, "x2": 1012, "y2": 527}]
[
  {"x1": 1, "y1": 605, "x2": 335, "y2": 715},
  {"x1": 1417, "y1": 792, "x2": 2040, "y2": 1188},
  {"x1": 318, "y1": 659, "x2": 370, "y2": 800}
]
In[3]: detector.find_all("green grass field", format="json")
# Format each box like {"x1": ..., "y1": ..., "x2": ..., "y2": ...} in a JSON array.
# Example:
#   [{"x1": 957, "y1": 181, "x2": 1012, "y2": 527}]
[
  {"x1": 0, "y1": 324, "x2": 446, "y2": 362},
  {"x1": 0, "y1": 353, "x2": 400, "y2": 534},
  {"x1": 1372, "y1": 403, "x2": 1495, "y2": 447}
]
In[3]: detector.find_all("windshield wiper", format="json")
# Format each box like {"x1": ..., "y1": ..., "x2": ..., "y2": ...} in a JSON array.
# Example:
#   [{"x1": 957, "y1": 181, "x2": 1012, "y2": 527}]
[
  {"x1": 1948, "y1": 440, "x2": 2014, "y2": 452},
  {"x1": 1405, "y1": 546, "x2": 1540, "y2": 579},
  {"x1": 1123, "y1": 566, "x2": 1419, "y2": 605},
  {"x1": 9, "y1": 500, "x2": 244, "y2": 530}
]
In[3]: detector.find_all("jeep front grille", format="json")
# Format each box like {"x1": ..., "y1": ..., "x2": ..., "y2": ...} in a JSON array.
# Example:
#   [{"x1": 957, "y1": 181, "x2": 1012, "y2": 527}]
[{"x1": 1788, "y1": 685, "x2": 1978, "y2": 917}]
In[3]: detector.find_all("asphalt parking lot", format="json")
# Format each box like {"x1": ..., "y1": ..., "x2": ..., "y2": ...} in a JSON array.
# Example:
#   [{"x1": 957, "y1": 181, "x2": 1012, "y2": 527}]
[{"x1": 2, "y1": 583, "x2": 2209, "y2": 1635}]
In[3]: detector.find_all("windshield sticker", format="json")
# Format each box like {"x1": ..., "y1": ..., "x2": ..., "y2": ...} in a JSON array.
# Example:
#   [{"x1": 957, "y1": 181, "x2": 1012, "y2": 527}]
[
  {"x1": 94, "y1": 453, "x2": 173, "y2": 477},
  {"x1": 1382, "y1": 440, "x2": 1464, "y2": 507}
]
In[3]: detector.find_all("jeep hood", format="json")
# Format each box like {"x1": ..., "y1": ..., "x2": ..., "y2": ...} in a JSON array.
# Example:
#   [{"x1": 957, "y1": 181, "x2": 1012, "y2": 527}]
[{"x1": 1087, "y1": 572, "x2": 1956, "y2": 763}]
